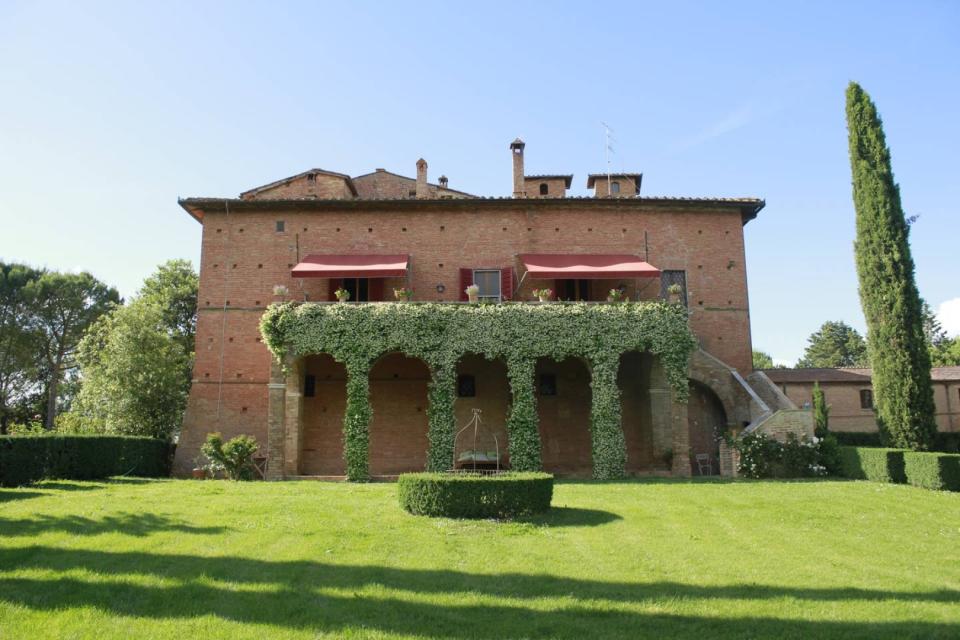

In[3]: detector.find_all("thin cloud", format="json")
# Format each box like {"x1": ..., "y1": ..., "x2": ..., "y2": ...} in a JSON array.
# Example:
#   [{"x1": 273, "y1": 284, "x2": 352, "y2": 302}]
[{"x1": 674, "y1": 104, "x2": 755, "y2": 152}]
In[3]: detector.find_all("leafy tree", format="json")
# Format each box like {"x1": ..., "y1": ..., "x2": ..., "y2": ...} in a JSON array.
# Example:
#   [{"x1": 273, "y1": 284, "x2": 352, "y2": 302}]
[
  {"x1": 136, "y1": 259, "x2": 198, "y2": 353},
  {"x1": 846, "y1": 82, "x2": 936, "y2": 450},
  {"x1": 933, "y1": 337, "x2": 960, "y2": 367},
  {"x1": 29, "y1": 271, "x2": 120, "y2": 428},
  {"x1": 922, "y1": 301, "x2": 960, "y2": 366},
  {"x1": 752, "y1": 350, "x2": 774, "y2": 369},
  {"x1": 72, "y1": 301, "x2": 189, "y2": 440},
  {"x1": 0, "y1": 263, "x2": 44, "y2": 433},
  {"x1": 797, "y1": 321, "x2": 868, "y2": 368},
  {"x1": 812, "y1": 381, "x2": 830, "y2": 437}
]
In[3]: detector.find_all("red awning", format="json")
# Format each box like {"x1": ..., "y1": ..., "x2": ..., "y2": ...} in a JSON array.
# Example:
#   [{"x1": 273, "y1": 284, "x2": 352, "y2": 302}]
[
  {"x1": 291, "y1": 254, "x2": 409, "y2": 278},
  {"x1": 519, "y1": 254, "x2": 660, "y2": 279}
]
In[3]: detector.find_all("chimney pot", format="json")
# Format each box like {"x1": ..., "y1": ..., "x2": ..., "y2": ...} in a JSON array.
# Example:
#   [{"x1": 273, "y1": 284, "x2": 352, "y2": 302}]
[
  {"x1": 416, "y1": 158, "x2": 428, "y2": 199},
  {"x1": 439, "y1": 175, "x2": 448, "y2": 188},
  {"x1": 510, "y1": 138, "x2": 526, "y2": 198}
]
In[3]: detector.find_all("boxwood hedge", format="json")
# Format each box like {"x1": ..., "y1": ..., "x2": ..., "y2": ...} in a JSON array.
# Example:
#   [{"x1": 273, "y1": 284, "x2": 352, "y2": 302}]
[
  {"x1": 0, "y1": 435, "x2": 172, "y2": 487},
  {"x1": 398, "y1": 472, "x2": 553, "y2": 518},
  {"x1": 903, "y1": 451, "x2": 960, "y2": 491},
  {"x1": 838, "y1": 446, "x2": 906, "y2": 483}
]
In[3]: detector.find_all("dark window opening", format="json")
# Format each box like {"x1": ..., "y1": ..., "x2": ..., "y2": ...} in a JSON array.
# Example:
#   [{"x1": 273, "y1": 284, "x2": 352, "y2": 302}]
[
  {"x1": 538, "y1": 374, "x2": 557, "y2": 396},
  {"x1": 275, "y1": 220, "x2": 285, "y2": 232},
  {"x1": 559, "y1": 279, "x2": 590, "y2": 301},
  {"x1": 304, "y1": 374, "x2": 316, "y2": 398},
  {"x1": 457, "y1": 374, "x2": 476, "y2": 397},
  {"x1": 307, "y1": 173, "x2": 316, "y2": 182},
  {"x1": 660, "y1": 270, "x2": 688, "y2": 307},
  {"x1": 611, "y1": 181, "x2": 621, "y2": 194},
  {"x1": 539, "y1": 183, "x2": 548, "y2": 195},
  {"x1": 860, "y1": 389, "x2": 874, "y2": 410},
  {"x1": 342, "y1": 278, "x2": 370, "y2": 302}
]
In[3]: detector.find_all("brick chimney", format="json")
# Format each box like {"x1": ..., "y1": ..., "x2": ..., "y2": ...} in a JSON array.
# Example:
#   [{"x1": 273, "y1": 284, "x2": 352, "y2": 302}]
[
  {"x1": 416, "y1": 158, "x2": 428, "y2": 199},
  {"x1": 510, "y1": 138, "x2": 526, "y2": 198},
  {"x1": 439, "y1": 175, "x2": 448, "y2": 189}
]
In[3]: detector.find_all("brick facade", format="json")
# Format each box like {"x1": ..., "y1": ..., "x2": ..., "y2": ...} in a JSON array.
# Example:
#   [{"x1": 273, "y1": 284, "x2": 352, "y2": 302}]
[{"x1": 175, "y1": 140, "x2": 770, "y2": 478}]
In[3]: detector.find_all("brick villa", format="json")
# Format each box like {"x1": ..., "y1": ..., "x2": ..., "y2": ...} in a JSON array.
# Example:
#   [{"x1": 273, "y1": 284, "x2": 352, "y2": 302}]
[{"x1": 174, "y1": 139, "x2": 809, "y2": 478}]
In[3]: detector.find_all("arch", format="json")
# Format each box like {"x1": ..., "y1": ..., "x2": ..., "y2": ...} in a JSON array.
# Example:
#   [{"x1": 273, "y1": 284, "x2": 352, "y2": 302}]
[
  {"x1": 687, "y1": 350, "x2": 740, "y2": 425},
  {"x1": 536, "y1": 356, "x2": 592, "y2": 475},
  {"x1": 539, "y1": 183, "x2": 548, "y2": 196},
  {"x1": 300, "y1": 353, "x2": 347, "y2": 475},
  {"x1": 617, "y1": 351, "x2": 656, "y2": 473},
  {"x1": 368, "y1": 352, "x2": 430, "y2": 475},
  {"x1": 688, "y1": 380, "x2": 726, "y2": 476},
  {"x1": 454, "y1": 354, "x2": 511, "y2": 470}
]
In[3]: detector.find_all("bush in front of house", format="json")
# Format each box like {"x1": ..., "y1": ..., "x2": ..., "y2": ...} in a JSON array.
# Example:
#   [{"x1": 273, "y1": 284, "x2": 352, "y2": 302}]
[
  {"x1": 732, "y1": 432, "x2": 828, "y2": 479},
  {"x1": 838, "y1": 446, "x2": 906, "y2": 484},
  {"x1": 200, "y1": 433, "x2": 260, "y2": 480},
  {"x1": 0, "y1": 435, "x2": 172, "y2": 487},
  {"x1": 832, "y1": 431, "x2": 960, "y2": 453},
  {"x1": 902, "y1": 451, "x2": 960, "y2": 491},
  {"x1": 398, "y1": 472, "x2": 553, "y2": 518}
]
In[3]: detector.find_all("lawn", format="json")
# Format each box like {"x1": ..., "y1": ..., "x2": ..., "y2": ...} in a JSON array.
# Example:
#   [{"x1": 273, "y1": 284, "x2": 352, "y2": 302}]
[{"x1": 0, "y1": 478, "x2": 958, "y2": 639}]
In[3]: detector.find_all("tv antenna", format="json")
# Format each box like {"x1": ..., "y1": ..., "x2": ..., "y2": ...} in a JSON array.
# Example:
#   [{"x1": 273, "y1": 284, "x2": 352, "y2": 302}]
[{"x1": 601, "y1": 121, "x2": 615, "y2": 193}]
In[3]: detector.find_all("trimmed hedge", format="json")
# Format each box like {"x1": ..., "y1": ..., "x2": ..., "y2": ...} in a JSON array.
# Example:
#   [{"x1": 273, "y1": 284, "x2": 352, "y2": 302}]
[
  {"x1": 833, "y1": 431, "x2": 960, "y2": 453},
  {"x1": 838, "y1": 446, "x2": 905, "y2": 483},
  {"x1": 0, "y1": 435, "x2": 172, "y2": 487},
  {"x1": 903, "y1": 451, "x2": 960, "y2": 491},
  {"x1": 398, "y1": 472, "x2": 553, "y2": 519}
]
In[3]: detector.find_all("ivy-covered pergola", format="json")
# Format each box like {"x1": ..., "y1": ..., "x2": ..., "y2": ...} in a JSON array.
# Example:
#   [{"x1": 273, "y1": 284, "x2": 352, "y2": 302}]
[{"x1": 260, "y1": 301, "x2": 699, "y2": 481}]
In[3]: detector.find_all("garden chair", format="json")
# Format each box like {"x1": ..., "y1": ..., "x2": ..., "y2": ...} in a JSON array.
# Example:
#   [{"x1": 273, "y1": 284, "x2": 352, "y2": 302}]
[{"x1": 695, "y1": 453, "x2": 712, "y2": 476}]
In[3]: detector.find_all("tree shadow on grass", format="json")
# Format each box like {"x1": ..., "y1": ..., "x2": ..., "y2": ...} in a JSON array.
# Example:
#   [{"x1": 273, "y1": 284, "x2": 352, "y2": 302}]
[
  {"x1": 0, "y1": 513, "x2": 227, "y2": 537},
  {"x1": 0, "y1": 490, "x2": 44, "y2": 503},
  {"x1": 0, "y1": 546, "x2": 956, "y2": 639}
]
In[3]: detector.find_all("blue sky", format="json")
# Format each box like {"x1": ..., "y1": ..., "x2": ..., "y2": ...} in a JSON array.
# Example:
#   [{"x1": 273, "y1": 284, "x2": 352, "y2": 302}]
[{"x1": 1, "y1": 1, "x2": 957, "y2": 364}]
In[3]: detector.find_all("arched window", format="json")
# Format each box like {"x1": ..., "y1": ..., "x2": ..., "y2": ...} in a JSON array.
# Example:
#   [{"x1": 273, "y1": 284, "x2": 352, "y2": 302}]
[
  {"x1": 611, "y1": 181, "x2": 621, "y2": 194},
  {"x1": 539, "y1": 183, "x2": 548, "y2": 196}
]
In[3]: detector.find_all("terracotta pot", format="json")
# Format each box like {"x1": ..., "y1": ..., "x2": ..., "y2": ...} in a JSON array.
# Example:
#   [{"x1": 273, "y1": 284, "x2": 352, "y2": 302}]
[{"x1": 191, "y1": 468, "x2": 205, "y2": 480}]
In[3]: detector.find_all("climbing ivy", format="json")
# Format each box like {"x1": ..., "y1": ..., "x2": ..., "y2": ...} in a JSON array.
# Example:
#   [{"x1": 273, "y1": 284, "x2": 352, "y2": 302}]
[{"x1": 260, "y1": 302, "x2": 698, "y2": 481}]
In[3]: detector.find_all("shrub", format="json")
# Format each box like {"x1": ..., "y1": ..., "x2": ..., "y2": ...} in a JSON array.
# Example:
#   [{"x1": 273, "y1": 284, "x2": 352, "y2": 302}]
[
  {"x1": 903, "y1": 451, "x2": 960, "y2": 491},
  {"x1": 201, "y1": 433, "x2": 260, "y2": 480},
  {"x1": 0, "y1": 435, "x2": 172, "y2": 487},
  {"x1": 934, "y1": 432, "x2": 960, "y2": 454},
  {"x1": 732, "y1": 432, "x2": 828, "y2": 479},
  {"x1": 838, "y1": 446, "x2": 905, "y2": 483},
  {"x1": 833, "y1": 432, "x2": 883, "y2": 447},
  {"x1": 398, "y1": 472, "x2": 553, "y2": 518}
]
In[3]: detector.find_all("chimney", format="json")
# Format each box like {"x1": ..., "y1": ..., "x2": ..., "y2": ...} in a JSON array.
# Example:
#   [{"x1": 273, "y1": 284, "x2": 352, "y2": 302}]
[
  {"x1": 415, "y1": 158, "x2": 428, "y2": 199},
  {"x1": 510, "y1": 138, "x2": 526, "y2": 198},
  {"x1": 439, "y1": 175, "x2": 448, "y2": 189}
]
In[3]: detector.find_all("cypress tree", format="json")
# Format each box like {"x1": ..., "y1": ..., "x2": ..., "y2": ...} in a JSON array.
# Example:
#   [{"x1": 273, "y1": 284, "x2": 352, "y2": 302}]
[
  {"x1": 812, "y1": 381, "x2": 829, "y2": 438},
  {"x1": 845, "y1": 82, "x2": 936, "y2": 450}
]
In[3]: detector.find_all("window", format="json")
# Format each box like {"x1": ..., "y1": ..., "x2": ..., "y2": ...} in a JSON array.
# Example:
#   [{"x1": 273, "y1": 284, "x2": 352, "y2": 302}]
[
  {"x1": 342, "y1": 278, "x2": 369, "y2": 302},
  {"x1": 304, "y1": 374, "x2": 316, "y2": 398},
  {"x1": 275, "y1": 220, "x2": 285, "y2": 232},
  {"x1": 457, "y1": 374, "x2": 476, "y2": 397},
  {"x1": 611, "y1": 181, "x2": 621, "y2": 194},
  {"x1": 539, "y1": 183, "x2": 548, "y2": 196},
  {"x1": 559, "y1": 279, "x2": 590, "y2": 301},
  {"x1": 538, "y1": 374, "x2": 557, "y2": 396},
  {"x1": 860, "y1": 389, "x2": 874, "y2": 410},
  {"x1": 307, "y1": 173, "x2": 316, "y2": 182},
  {"x1": 660, "y1": 270, "x2": 688, "y2": 307},
  {"x1": 473, "y1": 269, "x2": 501, "y2": 302}
]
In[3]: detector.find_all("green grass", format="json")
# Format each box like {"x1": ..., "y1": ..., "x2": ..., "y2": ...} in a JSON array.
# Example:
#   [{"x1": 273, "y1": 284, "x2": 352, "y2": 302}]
[{"x1": 1, "y1": 478, "x2": 958, "y2": 639}]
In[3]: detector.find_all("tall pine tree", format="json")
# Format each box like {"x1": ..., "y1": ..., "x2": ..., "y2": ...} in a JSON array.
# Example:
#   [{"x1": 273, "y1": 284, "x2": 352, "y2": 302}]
[{"x1": 845, "y1": 82, "x2": 935, "y2": 450}]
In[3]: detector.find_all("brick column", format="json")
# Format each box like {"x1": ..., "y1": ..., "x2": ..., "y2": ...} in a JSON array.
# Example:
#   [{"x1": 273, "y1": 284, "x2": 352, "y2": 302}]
[
  {"x1": 426, "y1": 361, "x2": 457, "y2": 471},
  {"x1": 282, "y1": 357, "x2": 304, "y2": 477},
  {"x1": 671, "y1": 400, "x2": 692, "y2": 476},
  {"x1": 266, "y1": 360, "x2": 286, "y2": 480},
  {"x1": 505, "y1": 356, "x2": 541, "y2": 471},
  {"x1": 648, "y1": 358, "x2": 674, "y2": 467}
]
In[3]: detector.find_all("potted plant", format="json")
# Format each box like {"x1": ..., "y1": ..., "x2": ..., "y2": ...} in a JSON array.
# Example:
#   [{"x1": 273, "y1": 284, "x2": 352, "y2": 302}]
[
  {"x1": 465, "y1": 283, "x2": 479, "y2": 303},
  {"x1": 532, "y1": 288, "x2": 553, "y2": 302},
  {"x1": 393, "y1": 287, "x2": 413, "y2": 302},
  {"x1": 666, "y1": 283, "x2": 683, "y2": 304},
  {"x1": 607, "y1": 288, "x2": 626, "y2": 303},
  {"x1": 334, "y1": 287, "x2": 350, "y2": 303},
  {"x1": 272, "y1": 284, "x2": 290, "y2": 302},
  {"x1": 191, "y1": 456, "x2": 207, "y2": 480}
]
